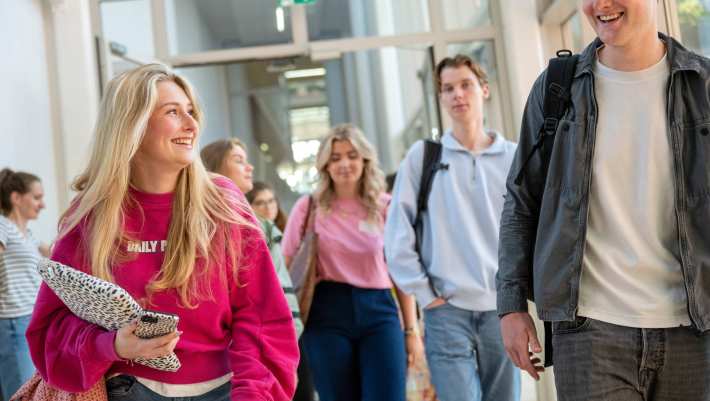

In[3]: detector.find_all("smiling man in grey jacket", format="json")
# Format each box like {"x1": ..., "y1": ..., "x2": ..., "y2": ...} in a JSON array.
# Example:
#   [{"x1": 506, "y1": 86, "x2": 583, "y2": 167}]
[
  {"x1": 385, "y1": 55, "x2": 519, "y2": 401},
  {"x1": 498, "y1": 1, "x2": 710, "y2": 400}
]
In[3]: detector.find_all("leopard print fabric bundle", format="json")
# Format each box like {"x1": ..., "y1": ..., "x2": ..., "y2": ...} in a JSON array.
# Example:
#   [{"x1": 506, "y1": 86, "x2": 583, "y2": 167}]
[{"x1": 37, "y1": 258, "x2": 181, "y2": 372}]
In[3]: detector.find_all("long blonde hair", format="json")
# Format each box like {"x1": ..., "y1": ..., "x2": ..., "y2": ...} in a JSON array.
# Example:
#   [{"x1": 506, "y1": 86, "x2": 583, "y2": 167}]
[
  {"x1": 314, "y1": 123, "x2": 385, "y2": 221},
  {"x1": 59, "y1": 64, "x2": 252, "y2": 308}
]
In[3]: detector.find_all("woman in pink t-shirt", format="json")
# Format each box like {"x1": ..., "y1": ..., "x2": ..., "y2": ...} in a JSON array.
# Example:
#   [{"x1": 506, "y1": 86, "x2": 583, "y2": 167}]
[
  {"x1": 26, "y1": 64, "x2": 298, "y2": 401},
  {"x1": 282, "y1": 123, "x2": 423, "y2": 401}
]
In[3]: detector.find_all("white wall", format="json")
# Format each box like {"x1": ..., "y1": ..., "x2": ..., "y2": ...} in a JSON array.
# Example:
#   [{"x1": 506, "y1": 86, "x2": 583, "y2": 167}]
[
  {"x1": 100, "y1": 0, "x2": 155, "y2": 60},
  {"x1": 0, "y1": 0, "x2": 61, "y2": 243},
  {"x1": 181, "y1": 65, "x2": 232, "y2": 146},
  {"x1": 499, "y1": 0, "x2": 546, "y2": 137},
  {"x1": 166, "y1": 0, "x2": 232, "y2": 146}
]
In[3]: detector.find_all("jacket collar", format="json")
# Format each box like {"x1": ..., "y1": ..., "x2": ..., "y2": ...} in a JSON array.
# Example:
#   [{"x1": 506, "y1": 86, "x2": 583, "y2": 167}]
[
  {"x1": 441, "y1": 130, "x2": 506, "y2": 155},
  {"x1": 575, "y1": 32, "x2": 701, "y2": 78}
]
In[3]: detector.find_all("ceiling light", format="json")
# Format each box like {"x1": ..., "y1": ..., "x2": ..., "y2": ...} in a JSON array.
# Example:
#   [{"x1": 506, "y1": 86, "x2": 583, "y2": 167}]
[
  {"x1": 276, "y1": 7, "x2": 285, "y2": 32},
  {"x1": 284, "y1": 68, "x2": 326, "y2": 79}
]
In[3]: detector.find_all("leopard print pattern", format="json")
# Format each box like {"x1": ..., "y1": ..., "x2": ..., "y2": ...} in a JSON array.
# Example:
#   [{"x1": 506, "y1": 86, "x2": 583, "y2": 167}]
[
  {"x1": 134, "y1": 354, "x2": 181, "y2": 372},
  {"x1": 38, "y1": 258, "x2": 181, "y2": 372}
]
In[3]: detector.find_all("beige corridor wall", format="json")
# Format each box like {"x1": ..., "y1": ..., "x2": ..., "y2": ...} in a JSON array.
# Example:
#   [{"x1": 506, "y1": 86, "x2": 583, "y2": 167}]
[{"x1": 0, "y1": 0, "x2": 61, "y2": 243}]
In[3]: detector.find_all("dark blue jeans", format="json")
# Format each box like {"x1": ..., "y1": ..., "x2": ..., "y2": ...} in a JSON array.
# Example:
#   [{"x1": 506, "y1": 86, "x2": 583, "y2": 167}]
[
  {"x1": 553, "y1": 316, "x2": 710, "y2": 401},
  {"x1": 302, "y1": 281, "x2": 406, "y2": 401},
  {"x1": 106, "y1": 376, "x2": 230, "y2": 401}
]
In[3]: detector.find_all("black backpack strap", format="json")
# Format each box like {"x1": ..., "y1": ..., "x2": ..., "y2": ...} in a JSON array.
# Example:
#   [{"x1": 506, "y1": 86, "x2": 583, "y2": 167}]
[
  {"x1": 416, "y1": 140, "x2": 443, "y2": 219},
  {"x1": 414, "y1": 139, "x2": 445, "y2": 298},
  {"x1": 511, "y1": 50, "x2": 577, "y2": 367},
  {"x1": 514, "y1": 50, "x2": 579, "y2": 186}
]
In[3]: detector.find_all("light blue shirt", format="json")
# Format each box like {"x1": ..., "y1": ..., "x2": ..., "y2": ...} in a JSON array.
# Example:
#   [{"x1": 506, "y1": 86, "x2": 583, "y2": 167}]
[{"x1": 385, "y1": 131, "x2": 516, "y2": 311}]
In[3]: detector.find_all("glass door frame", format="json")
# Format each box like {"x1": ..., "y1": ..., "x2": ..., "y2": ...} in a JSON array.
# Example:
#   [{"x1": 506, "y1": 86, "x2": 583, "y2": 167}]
[{"x1": 91, "y1": 0, "x2": 515, "y2": 139}]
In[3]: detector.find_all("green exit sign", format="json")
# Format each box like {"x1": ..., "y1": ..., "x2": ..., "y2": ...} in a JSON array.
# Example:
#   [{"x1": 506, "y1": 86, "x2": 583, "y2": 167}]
[{"x1": 279, "y1": 0, "x2": 317, "y2": 5}]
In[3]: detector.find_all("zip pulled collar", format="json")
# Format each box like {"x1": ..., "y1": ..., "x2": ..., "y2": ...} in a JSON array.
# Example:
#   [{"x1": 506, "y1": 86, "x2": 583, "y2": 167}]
[{"x1": 441, "y1": 130, "x2": 507, "y2": 155}]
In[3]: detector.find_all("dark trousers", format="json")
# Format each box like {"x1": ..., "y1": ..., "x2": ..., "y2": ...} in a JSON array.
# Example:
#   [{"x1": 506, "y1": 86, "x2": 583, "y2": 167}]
[
  {"x1": 293, "y1": 338, "x2": 315, "y2": 401},
  {"x1": 302, "y1": 281, "x2": 406, "y2": 401},
  {"x1": 553, "y1": 316, "x2": 710, "y2": 401},
  {"x1": 106, "y1": 375, "x2": 229, "y2": 400}
]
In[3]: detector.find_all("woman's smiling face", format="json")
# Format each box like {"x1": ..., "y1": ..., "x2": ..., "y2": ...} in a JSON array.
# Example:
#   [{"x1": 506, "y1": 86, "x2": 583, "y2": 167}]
[{"x1": 133, "y1": 80, "x2": 199, "y2": 174}]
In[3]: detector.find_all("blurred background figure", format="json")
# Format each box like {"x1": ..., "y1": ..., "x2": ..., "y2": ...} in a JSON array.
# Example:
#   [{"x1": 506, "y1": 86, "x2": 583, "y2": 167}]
[
  {"x1": 282, "y1": 124, "x2": 423, "y2": 401},
  {"x1": 200, "y1": 138, "x2": 254, "y2": 194},
  {"x1": 247, "y1": 181, "x2": 289, "y2": 233},
  {"x1": 0, "y1": 168, "x2": 49, "y2": 400},
  {"x1": 202, "y1": 140, "x2": 316, "y2": 401}
]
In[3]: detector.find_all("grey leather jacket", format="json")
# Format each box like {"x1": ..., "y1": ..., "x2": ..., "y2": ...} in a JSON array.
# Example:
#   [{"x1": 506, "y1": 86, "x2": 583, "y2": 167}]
[{"x1": 497, "y1": 33, "x2": 710, "y2": 331}]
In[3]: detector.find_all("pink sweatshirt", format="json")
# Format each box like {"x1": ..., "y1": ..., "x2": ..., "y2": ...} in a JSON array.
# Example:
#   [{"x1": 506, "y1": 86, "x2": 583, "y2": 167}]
[{"x1": 26, "y1": 177, "x2": 298, "y2": 401}]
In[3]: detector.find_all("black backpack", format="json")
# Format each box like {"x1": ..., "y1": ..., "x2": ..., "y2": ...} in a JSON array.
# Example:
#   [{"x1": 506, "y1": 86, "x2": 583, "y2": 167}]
[
  {"x1": 514, "y1": 50, "x2": 579, "y2": 187},
  {"x1": 413, "y1": 51, "x2": 578, "y2": 362}
]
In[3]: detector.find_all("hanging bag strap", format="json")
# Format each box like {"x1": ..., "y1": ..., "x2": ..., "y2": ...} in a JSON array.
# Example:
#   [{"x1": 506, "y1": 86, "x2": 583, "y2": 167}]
[
  {"x1": 413, "y1": 139, "x2": 447, "y2": 298},
  {"x1": 514, "y1": 50, "x2": 579, "y2": 186},
  {"x1": 300, "y1": 196, "x2": 316, "y2": 239}
]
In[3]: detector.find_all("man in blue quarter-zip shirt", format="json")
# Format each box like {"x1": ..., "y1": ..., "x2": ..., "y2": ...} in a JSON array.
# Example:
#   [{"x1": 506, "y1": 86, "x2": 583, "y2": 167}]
[
  {"x1": 498, "y1": 1, "x2": 710, "y2": 400},
  {"x1": 385, "y1": 55, "x2": 519, "y2": 401}
]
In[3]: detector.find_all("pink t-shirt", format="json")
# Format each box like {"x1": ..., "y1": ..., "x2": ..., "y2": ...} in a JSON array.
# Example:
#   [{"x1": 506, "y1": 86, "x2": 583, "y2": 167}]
[{"x1": 282, "y1": 194, "x2": 392, "y2": 289}]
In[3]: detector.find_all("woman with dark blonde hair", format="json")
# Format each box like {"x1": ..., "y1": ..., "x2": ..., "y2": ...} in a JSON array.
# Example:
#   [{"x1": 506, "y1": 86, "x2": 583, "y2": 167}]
[
  {"x1": 282, "y1": 123, "x2": 423, "y2": 401},
  {"x1": 26, "y1": 64, "x2": 298, "y2": 401},
  {"x1": 200, "y1": 138, "x2": 254, "y2": 195}
]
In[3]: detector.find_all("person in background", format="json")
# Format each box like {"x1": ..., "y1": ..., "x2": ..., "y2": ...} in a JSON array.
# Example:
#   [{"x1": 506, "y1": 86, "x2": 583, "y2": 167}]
[
  {"x1": 200, "y1": 138, "x2": 254, "y2": 195},
  {"x1": 26, "y1": 64, "x2": 298, "y2": 401},
  {"x1": 385, "y1": 55, "x2": 519, "y2": 401},
  {"x1": 202, "y1": 142, "x2": 314, "y2": 401},
  {"x1": 0, "y1": 168, "x2": 48, "y2": 400},
  {"x1": 247, "y1": 181, "x2": 288, "y2": 233},
  {"x1": 282, "y1": 123, "x2": 424, "y2": 401}
]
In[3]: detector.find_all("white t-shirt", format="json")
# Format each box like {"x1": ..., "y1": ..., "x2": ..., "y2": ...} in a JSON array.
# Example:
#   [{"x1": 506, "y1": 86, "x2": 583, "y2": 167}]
[{"x1": 578, "y1": 52, "x2": 691, "y2": 328}]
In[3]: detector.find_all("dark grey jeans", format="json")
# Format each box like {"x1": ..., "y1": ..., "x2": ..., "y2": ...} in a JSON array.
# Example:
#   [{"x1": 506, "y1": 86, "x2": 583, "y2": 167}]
[
  {"x1": 552, "y1": 316, "x2": 710, "y2": 401},
  {"x1": 106, "y1": 375, "x2": 230, "y2": 401}
]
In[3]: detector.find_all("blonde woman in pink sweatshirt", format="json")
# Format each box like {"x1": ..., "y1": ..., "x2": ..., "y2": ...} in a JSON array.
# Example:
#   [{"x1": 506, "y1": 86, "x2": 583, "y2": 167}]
[{"x1": 26, "y1": 64, "x2": 298, "y2": 401}]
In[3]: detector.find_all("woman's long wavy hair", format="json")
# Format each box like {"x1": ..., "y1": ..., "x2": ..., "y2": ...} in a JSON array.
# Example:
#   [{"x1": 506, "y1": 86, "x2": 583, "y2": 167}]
[
  {"x1": 59, "y1": 63, "x2": 252, "y2": 308},
  {"x1": 314, "y1": 123, "x2": 385, "y2": 222}
]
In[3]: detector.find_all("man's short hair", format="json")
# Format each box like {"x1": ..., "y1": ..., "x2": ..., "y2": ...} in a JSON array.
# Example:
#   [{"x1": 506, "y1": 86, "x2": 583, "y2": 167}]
[{"x1": 435, "y1": 54, "x2": 489, "y2": 93}]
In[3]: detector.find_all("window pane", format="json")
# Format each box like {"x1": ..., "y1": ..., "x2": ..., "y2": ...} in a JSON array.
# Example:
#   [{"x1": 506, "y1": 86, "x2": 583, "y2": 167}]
[
  {"x1": 307, "y1": 0, "x2": 430, "y2": 41},
  {"x1": 171, "y1": 45, "x2": 438, "y2": 202},
  {"x1": 100, "y1": 0, "x2": 155, "y2": 59},
  {"x1": 676, "y1": 0, "x2": 710, "y2": 57},
  {"x1": 447, "y1": 41, "x2": 504, "y2": 134},
  {"x1": 331, "y1": 46, "x2": 439, "y2": 170},
  {"x1": 441, "y1": 0, "x2": 491, "y2": 30},
  {"x1": 166, "y1": 0, "x2": 293, "y2": 55}
]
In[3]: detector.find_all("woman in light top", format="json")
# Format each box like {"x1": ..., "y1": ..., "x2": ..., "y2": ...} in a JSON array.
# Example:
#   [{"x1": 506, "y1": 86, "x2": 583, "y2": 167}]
[
  {"x1": 0, "y1": 168, "x2": 48, "y2": 400},
  {"x1": 282, "y1": 123, "x2": 424, "y2": 401},
  {"x1": 26, "y1": 64, "x2": 298, "y2": 401}
]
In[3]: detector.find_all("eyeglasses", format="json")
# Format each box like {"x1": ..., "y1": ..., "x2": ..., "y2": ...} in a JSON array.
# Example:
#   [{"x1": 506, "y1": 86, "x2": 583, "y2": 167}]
[{"x1": 252, "y1": 198, "x2": 277, "y2": 208}]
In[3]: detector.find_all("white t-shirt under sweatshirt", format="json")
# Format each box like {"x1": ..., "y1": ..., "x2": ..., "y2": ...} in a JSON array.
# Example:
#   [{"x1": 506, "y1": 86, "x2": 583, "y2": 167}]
[{"x1": 578, "y1": 52, "x2": 691, "y2": 328}]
